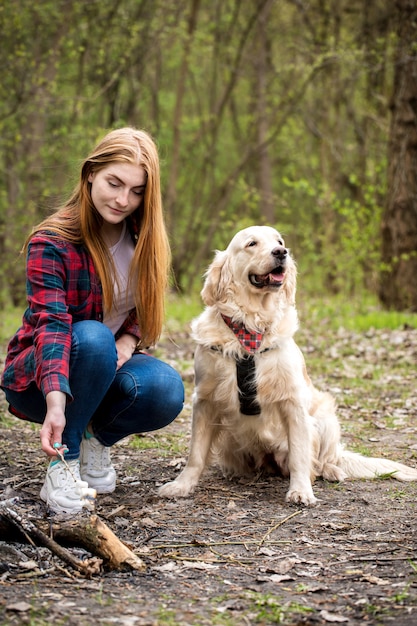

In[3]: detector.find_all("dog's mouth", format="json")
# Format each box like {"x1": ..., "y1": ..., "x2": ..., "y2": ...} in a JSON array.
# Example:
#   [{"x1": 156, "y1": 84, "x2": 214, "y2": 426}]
[{"x1": 249, "y1": 266, "x2": 286, "y2": 288}]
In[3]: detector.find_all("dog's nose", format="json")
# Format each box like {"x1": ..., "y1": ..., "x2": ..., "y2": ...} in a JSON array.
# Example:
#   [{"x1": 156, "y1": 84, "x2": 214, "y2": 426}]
[{"x1": 272, "y1": 246, "x2": 288, "y2": 260}]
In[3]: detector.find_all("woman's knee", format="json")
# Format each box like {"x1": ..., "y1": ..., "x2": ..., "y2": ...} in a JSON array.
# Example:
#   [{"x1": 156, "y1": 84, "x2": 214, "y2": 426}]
[
  {"x1": 70, "y1": 321, "x2": 117, "y2": 376},
  {"x1": 118, "y1": 357, "x2": 184, "y2": 421},
  {"x1": 72, "y1": 321, "x2": 116, "y2": 358},
  {"x1": 72, "y1": 320, "x2": 114, "y2": 345},
  {"x1": 93, "y1": 359, "x2": 184, "y2": 440},
  {"x1": 157, "y1": 367, "x2": 184, "y2": 417}
]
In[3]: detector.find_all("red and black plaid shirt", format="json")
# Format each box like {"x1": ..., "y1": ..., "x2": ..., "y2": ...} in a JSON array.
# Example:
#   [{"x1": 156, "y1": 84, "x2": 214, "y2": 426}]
[{"x1": 1, "y1": 231, "x2": 140, "y2": 401}]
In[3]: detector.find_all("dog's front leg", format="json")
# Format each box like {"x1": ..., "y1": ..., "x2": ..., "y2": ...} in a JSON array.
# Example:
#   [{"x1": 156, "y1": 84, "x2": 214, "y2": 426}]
[
  {"x1": 158, "y1": 398, "x2": 218, "y2": 498},
  {"x1": 280, "y1": 401, "x2": 317, "y2": 506}
]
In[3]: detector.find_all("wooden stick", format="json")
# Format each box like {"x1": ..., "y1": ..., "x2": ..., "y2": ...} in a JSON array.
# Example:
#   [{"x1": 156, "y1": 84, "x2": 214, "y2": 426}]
[
  {"x1": 258, "y1": 510, "x2": 303, "y2": 546},
  {"x1": 0, "y1": 499, "x2": 145, "y2": 575},
  {"x1": 51, "y1": 514, "x2": 145, "y2": 571},
  {"x1": 1, "y1": 502, "x2": 101, "y2": 577}
]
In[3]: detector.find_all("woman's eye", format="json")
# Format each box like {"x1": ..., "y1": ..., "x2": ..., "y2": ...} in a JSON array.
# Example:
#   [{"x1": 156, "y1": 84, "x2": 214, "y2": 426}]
[{"x1": 108, "y1": 181, "x2": 118, "y2": 188}]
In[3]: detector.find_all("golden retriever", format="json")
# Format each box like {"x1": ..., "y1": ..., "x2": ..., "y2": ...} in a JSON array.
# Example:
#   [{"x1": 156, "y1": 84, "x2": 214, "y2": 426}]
[{"x1": 159, "y1": 225, "x2": 417, "y2": 505}]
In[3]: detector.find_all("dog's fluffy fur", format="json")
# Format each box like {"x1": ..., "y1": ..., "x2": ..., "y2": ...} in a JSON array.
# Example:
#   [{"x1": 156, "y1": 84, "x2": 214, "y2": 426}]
[{"x1": 159, "y1": 225, "x2": 417, "y2": 505}]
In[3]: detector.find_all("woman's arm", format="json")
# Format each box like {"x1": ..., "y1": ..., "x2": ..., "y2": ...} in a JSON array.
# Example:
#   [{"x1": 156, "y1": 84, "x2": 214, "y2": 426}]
[
  {"x1": 115, "y1": 333, "x2": 138, "y2": 369},
  {"x1": 118, "y1": 308, "x2": 141, "y2": 346},
  {"x1": 40, "y1": 390, "x2": 67, "y2": 457},
  {"x1": 27, "y1": 235, "x2": 74, "y2": 399}
]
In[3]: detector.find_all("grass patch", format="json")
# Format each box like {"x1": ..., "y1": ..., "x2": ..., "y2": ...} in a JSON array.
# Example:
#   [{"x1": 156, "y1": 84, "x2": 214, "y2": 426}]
[
  {"x1": 298, "y1": 293, "x2": 417, "y2": 332},
  {"x1": 164, "y1": 293, "x2": 203, "y2": 332},
  {"x1": 348, "y1": 443, "x2": 373, "y2": 456},
  {"x1": 0, "y1": 306, "x2": 22, "y2": 345},
  {"x1": 154, "y1": 607, "x2": 179, "y2": 625},
  {"x1": 246, "y1": 592, "x2": 314, "y2": 623},
  {"x1": 129, "y1": 432, "x2": 186, "y2": 456}
]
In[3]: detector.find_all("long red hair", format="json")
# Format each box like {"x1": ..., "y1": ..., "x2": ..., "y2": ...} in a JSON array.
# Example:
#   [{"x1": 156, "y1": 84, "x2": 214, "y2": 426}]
[{"x1": 26, "y1": 127, "x2": 170, "y2": 347}]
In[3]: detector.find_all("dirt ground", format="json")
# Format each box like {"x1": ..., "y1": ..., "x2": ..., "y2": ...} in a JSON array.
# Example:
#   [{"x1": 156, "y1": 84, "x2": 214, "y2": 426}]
[{"x1": 0, "y1": 325, "x2": 416, "y2": 626}]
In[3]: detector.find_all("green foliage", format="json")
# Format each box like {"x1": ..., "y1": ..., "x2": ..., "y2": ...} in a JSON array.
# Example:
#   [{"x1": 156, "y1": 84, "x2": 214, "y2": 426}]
[{"x1": 0, "y1": 0, "x2": 408, "y2": 307}]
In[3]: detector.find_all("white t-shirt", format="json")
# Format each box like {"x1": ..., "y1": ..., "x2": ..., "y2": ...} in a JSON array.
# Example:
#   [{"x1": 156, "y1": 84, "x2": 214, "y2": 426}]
[{"x1": 103, "y1": 221, "x2": 135, "y2": 335}]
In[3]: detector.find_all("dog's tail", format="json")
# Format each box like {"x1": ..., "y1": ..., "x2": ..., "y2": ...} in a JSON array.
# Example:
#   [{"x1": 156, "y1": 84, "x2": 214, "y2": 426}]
[{"x1": 338, "y1": 449, "x2": 417, "y2": 482}]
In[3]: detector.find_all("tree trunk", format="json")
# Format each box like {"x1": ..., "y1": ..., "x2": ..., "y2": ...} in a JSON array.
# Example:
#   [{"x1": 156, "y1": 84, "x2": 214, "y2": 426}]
[
  {"x1": 379, "y1": 0, "x2": 417, "y2": 311},
  {"x1": 164, "y1": 0, "x2": 200, "y2": 234}
]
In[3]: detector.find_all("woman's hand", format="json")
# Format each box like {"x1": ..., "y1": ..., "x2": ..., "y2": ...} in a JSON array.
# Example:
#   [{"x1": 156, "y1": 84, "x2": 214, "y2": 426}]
[
  {"x1": 40, "y1": 391, "x2": 67, "y2": 457},
  {"x1": 115, "y1": 333, "x2": 137, "y2": 370}
]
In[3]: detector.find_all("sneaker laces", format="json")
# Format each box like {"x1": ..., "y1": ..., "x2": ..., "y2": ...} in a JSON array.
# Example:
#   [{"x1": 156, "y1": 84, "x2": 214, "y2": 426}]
[
  {"x1": 56, "y1": 459, "x2": 83, "y2": 491},
  {"x1": 53, "y1": 448, "x2": 96, "y2": 509},
  {"x1": 85, "y1": 437, "x2": 112, "y2": 472}
]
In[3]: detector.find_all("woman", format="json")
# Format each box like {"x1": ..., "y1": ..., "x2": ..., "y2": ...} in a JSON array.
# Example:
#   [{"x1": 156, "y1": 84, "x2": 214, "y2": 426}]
[{"x1": 1, "y1": 127, "x2": 184, "y2": 514}]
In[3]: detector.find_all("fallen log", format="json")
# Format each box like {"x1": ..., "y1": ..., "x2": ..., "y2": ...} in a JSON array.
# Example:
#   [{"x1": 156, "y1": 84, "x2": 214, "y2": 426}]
[
  {"x1": 0, "y1": 498, "x2": 145, "y2": 576},
  {"x1": 50, "y1": 514, "x2": 146, "y2": 572}
]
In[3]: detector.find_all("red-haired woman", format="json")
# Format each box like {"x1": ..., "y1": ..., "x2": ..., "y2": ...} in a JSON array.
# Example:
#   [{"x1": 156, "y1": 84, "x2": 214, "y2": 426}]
[{"x1": 1, "y1": 128, "x2": 184, "y2": 514}]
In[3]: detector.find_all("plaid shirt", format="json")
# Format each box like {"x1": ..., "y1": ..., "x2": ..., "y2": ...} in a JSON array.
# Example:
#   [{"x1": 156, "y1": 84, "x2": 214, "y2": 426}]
[{"x1": 1, "y1": 231, "x2": 140, "y2": 401}]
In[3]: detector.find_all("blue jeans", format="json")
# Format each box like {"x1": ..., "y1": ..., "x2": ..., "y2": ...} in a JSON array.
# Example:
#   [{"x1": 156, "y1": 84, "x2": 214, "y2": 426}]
[{"x1": 4, "y1": 321, "x2": 184, "y2": 460}]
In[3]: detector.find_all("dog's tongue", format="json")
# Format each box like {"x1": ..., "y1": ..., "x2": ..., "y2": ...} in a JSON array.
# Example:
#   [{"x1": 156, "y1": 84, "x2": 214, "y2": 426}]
[
  {"x1": 252, "y1": 269, "x2": 285, "y2": 286},
  {"x1": 269, "y1": 271, "x2": 285, "y2": 284}
]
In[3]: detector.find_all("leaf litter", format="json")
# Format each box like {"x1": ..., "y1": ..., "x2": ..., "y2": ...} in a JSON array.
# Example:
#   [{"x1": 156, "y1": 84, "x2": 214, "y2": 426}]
[{"x1": 0, "y1": 326, "x2": 417, "y2": 625}]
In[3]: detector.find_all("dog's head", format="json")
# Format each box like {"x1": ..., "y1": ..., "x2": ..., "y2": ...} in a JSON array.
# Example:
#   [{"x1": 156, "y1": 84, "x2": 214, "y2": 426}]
[{"x1": 201, "y1": 225, "x2": 297, "y2": 307}]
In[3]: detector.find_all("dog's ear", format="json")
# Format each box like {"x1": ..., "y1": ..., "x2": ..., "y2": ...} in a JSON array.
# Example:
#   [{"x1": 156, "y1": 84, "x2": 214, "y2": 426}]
[
  {"x1": 283, "y1": 255, "x2": 297, "y2": 304},
  {"x1": 201, "y1": 250, "x2": 231, "y2": 305}
]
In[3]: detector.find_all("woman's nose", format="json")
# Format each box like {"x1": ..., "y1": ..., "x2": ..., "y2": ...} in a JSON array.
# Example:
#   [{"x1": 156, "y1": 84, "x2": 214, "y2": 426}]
[{"x1": 116, "y1": 188, "x2": 129, "y2": 207}]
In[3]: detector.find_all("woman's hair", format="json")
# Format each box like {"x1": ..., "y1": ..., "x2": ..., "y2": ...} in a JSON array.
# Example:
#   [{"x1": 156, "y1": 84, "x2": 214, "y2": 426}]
[{"x1": 26, "y1": 127, "x2": 170, "y2": 348}]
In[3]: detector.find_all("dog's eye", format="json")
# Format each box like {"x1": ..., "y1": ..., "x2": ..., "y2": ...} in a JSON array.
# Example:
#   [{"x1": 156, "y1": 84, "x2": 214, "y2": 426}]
[
  {"x1": 247, "y1": 240, "x2": 257, "y2": 248},
  {"x1": 277, "y1": 239, "x2": 284, "y2": 246}
]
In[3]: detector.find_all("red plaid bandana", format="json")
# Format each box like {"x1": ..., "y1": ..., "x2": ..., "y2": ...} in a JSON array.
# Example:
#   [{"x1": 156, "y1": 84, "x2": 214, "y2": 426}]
[{"x1": 221, "y1": 315, "x2": 263, "y2": 354}]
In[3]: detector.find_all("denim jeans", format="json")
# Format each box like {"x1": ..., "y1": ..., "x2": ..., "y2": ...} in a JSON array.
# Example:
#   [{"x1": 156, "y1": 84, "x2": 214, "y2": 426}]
[{"x1": 3, "y1": 321, "x2": 184, "y2": 459}]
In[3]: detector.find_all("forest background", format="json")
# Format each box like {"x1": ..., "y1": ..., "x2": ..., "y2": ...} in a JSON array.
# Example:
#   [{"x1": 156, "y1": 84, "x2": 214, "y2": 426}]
[{"x1": 0, "y1": 0, "x2": 416, "y2": 315}]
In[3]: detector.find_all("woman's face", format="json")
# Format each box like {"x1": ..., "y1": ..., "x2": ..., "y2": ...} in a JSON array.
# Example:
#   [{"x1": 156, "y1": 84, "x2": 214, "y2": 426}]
[{"x1": 88, "y1": 162, "x2": 146, "y2": 231}]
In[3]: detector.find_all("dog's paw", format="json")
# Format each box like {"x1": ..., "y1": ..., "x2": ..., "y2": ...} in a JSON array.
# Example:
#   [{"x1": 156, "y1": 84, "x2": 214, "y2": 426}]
[
  {"x1": 321, "y1": 463, "x2": 347, "y2": 482},
  {"x1": 158, "y1": 480, "x2": 194, "y2": 499},
  {"x1": 285, "y1": 488, "x2": 317, "y2": 507}
]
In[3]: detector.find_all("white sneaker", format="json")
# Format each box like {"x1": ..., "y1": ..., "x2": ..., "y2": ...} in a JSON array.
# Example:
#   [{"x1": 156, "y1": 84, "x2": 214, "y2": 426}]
[
  {"x1": 40, "y1": 459, "x2": 89, "y2": 514},
  {"x1": 80, "y1": 436, "x2": 116, "y2": 494}
]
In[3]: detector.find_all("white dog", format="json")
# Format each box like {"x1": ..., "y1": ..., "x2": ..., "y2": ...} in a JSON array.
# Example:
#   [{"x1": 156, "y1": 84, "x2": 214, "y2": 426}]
[{"x1": 160, "y1": 225, "x2": 417, "y2": 505}]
